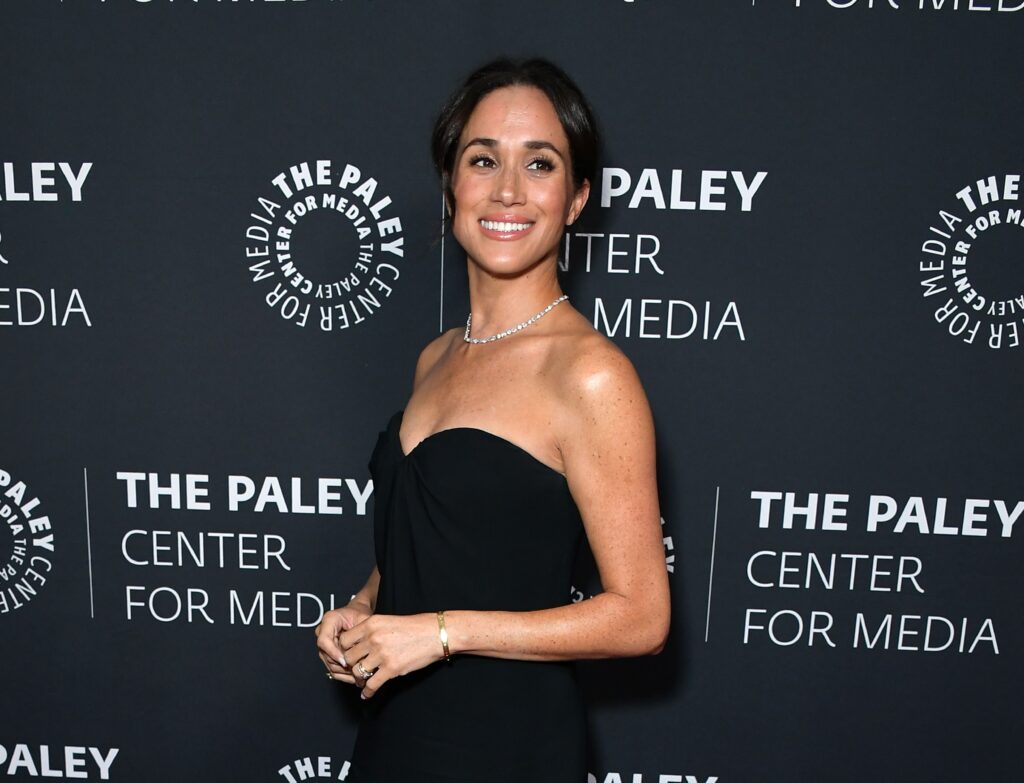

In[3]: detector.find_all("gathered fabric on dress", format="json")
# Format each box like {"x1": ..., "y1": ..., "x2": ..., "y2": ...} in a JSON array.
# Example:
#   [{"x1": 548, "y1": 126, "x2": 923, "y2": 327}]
[{"x1": 347, "y1": 409, "x2": 588, "y2": 782}]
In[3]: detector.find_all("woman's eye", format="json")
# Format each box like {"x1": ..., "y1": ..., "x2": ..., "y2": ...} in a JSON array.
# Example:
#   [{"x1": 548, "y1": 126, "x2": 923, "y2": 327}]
[
  {"x1": 527, "y1": 158, "x2": 555, "y2": 172},
  {"x1": 469, "y1": 155, "x2": 495, "y2": 168}
]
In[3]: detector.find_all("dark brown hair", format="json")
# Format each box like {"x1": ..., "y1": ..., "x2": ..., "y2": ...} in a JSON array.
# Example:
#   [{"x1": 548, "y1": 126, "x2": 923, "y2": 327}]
[{"x1": 430, "y1": 58, "x2": 599, "y2": 212}]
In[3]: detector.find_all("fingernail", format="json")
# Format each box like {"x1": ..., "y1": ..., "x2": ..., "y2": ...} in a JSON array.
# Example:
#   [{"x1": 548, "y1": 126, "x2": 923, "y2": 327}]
[
  {"x1": 360, "y1": 692, "x2": 367, "y2": 700},
  {"x1": 339, "y1": 656, "x2": 347, "y2": 667}
]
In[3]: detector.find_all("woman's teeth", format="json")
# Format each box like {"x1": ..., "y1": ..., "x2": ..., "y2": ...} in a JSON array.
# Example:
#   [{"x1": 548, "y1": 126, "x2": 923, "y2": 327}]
[{"x1": 480, "y1": 220, "x2": 533, "y2": 232}]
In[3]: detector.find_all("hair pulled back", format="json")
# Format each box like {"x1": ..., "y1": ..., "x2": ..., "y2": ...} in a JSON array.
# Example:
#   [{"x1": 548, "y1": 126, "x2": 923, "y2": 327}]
[{"x1": 430, "y1": 58, "x2": 599, "y2": 212}]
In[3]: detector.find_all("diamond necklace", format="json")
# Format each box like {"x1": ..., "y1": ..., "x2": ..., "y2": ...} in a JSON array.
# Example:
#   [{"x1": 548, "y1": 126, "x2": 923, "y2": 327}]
[{"x1": 463, "y1": 294, "x2": 569, "y2": 344}]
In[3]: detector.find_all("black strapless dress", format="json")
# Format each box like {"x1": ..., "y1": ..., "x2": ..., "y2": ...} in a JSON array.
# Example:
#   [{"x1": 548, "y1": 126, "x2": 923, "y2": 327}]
[{"x1": 347, "y1": 409, "x2": 588, "y2": 782}]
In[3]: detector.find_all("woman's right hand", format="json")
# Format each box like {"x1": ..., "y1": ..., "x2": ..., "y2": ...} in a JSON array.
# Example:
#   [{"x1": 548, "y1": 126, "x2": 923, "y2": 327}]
[{"x1": 316, "y1": 600, "x2": 374, "y2": 685}]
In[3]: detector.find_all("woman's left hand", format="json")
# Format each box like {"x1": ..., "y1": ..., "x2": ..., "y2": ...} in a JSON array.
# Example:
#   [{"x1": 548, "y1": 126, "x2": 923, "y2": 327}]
[{"x1": 339, "y1": 613, "x2": 446, "y2": 699}]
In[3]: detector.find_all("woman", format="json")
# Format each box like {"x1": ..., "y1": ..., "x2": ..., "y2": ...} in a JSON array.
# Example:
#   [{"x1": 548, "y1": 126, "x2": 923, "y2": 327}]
[{"x1": 315, "y1": 58, "x2": 670, "y2": 782}]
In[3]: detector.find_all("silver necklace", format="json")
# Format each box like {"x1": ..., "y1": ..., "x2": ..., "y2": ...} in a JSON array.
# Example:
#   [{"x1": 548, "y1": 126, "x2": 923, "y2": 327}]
[{"x1": 463, "y1": 294, "x2": 569, "y2": 344}]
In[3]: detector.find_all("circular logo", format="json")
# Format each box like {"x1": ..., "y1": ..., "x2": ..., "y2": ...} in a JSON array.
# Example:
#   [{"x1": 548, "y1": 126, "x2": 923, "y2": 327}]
[
  {"x1": 277, "y1": 755, "x2": 350, "y2": 782},
  {"x1": 918, "y1": 174, "x2": 1024, "y2": 350},
  {"x1": 244, "y1": 160, "x2": 405, "y2": 331},
  {"x1": 0, "y1": 468, "x2": 55, "y2": 615}
]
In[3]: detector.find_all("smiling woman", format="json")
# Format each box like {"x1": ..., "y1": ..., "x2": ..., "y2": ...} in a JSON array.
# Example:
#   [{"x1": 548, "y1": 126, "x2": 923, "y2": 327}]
[
  {"x1": 314, "y1": 58, "x2": 670, "y2": 782},
  {"x1": 447, "y1": 83, "x2": 590, "y2": 289}
]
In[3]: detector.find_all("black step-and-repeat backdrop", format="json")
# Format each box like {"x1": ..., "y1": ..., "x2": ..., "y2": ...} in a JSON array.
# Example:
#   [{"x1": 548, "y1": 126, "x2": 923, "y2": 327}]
[{"x1": 3, "y1": 1, "x2": 1020, "y2": 781}]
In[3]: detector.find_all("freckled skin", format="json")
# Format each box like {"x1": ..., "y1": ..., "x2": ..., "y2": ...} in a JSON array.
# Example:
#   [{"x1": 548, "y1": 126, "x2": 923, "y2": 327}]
[{"x1": 316, "y1": 85, "x2": 670, "y2": 697}]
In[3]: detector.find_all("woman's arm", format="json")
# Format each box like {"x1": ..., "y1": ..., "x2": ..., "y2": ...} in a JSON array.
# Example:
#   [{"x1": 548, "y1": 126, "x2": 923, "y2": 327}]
[{"x1": 350, "y1": 565, "x2": 380, "y2": 613}]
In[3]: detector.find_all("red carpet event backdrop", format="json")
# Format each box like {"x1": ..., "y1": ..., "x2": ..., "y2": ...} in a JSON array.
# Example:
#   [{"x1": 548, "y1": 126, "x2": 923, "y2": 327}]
[{"x1": 2, "y1": 1, "x2": 1021, "y2": 781}]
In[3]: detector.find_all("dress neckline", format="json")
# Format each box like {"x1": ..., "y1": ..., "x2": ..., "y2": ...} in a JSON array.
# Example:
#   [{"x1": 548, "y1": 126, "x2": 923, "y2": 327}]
[{"x1": 393, "y1": 408, "x2": 568, "y2": 482}]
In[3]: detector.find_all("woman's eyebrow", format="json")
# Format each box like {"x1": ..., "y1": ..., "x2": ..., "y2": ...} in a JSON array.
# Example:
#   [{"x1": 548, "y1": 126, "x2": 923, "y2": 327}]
[
  {"x1": 523, "y1": 140, "x2": 565, "y2": 160},
  {"x1": 463, "y1": 137, "x2": 565, "y2": 161}
]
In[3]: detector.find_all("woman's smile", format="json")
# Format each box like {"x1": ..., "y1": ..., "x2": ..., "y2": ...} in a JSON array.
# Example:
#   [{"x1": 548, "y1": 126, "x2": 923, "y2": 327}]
[{"x1": 478, "y1": 216, "x2": 537, "y2": 238}]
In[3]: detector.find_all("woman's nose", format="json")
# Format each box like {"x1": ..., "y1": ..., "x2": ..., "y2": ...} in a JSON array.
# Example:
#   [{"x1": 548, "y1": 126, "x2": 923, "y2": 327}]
[{"x1": 492, "y1": 165, "x2": 525, "y2": 205}]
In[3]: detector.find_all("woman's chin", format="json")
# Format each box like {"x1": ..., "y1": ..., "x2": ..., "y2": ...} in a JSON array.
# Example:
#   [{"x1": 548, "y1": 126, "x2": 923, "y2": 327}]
[{"x1": 469, "y1": 254, "x2": 554, "y2": 280}]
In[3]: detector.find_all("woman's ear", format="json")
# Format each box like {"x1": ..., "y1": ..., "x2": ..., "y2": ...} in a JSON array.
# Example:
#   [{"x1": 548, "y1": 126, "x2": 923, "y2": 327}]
[{"x1": 566, "y1": 178, "x2": 591, "y2": 226}]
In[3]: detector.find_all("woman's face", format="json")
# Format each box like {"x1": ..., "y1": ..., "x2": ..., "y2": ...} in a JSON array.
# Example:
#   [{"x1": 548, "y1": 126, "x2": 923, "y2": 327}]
[{"x1": 450, "y1": 85, "x2": 590, "y2": 278}]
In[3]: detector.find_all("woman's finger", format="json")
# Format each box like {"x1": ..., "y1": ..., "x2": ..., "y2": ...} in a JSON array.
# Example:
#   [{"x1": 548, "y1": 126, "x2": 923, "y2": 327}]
[
  {"x1": 348, "y1": 652, "x2": 386, "y2": 698},
  {"x1": 316, "y1": 615, "x2": 349, "y2": 665},
  {"x1": 327, "y1": 672, "x2": 358, "y2": 685},
  {"x1": 359, "y1": 664, "x2": 388, "y2": 700},
  {"x1": 319, "y1": 654, "x2": 358, "y2": 685},
  {"x1": 341, "y1": 638, "x2": 371, "y2": 668},
  {"x1": 320, "y1": 653, "x2": 358, "y2": 685},
  {"x1": 327, "y1": 669, "x2": 358, "y2": 685},
  {"x1": 319, "y1": 651, "x2": 348, "y2": 671}
]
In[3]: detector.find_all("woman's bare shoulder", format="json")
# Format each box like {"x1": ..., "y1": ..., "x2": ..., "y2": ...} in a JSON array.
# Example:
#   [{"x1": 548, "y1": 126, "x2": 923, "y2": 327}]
[
  {"x1": 554, "y1": 315, "x2": 640, "y2": 388},
  {"x1": 411, "y1": 327, "x2": 461, "y2": 390},
  {"x1": 544, "y1": 319, "x2": 656, "y2": 482}
]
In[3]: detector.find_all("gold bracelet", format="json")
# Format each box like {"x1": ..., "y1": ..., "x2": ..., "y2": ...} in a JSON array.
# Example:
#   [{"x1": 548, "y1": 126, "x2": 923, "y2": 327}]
[{"x1": 436, "y1": 610, "x2": 451, "y2": 662}]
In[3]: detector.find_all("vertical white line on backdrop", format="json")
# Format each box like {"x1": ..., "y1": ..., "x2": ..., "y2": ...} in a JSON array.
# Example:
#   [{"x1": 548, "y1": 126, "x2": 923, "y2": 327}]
[
  {"x1": 704, "y1": 485, "x2": 721, "y2": 643},
  {"x1": 83, "y1": 467, "x2": 95, "y2": 618},
  {"x1": 439, "y1": 195, "x2": 446, "y2": 332}
]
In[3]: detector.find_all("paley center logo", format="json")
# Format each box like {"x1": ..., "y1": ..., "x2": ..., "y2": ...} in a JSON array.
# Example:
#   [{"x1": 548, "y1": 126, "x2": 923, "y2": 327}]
[
  {"x1": 0, "y1": 161, "x2": 93, "y2": 328},
  {"x1": 563, "y1": 166, "x2": 766, "y2": 341},
  {"x1": 0, "y1": 468, "x2": 55, "y2": 614},
  {"x1": 918, "y1": 174, "x2": 1024, "y2": 350},
  {"x1": 0, "y1": 744, "x2": 118, "y2": 780},
  {"x1": 277, "y1": 755, "x2": 351, "y2": 782},
  {"x1": 244, "y1": 160, "x2": 404, "y2": 331}
]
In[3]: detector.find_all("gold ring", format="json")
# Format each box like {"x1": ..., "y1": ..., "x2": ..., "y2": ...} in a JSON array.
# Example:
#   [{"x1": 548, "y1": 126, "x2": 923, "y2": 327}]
[{"x1": 356, "y1": 661, "x2": 376, "y2": 679}]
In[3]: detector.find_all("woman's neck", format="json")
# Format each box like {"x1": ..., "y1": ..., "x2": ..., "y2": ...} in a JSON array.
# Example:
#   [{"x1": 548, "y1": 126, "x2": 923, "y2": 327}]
[{"x1": 465, "y1": 263, "x2": 564, "y2": 338}]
